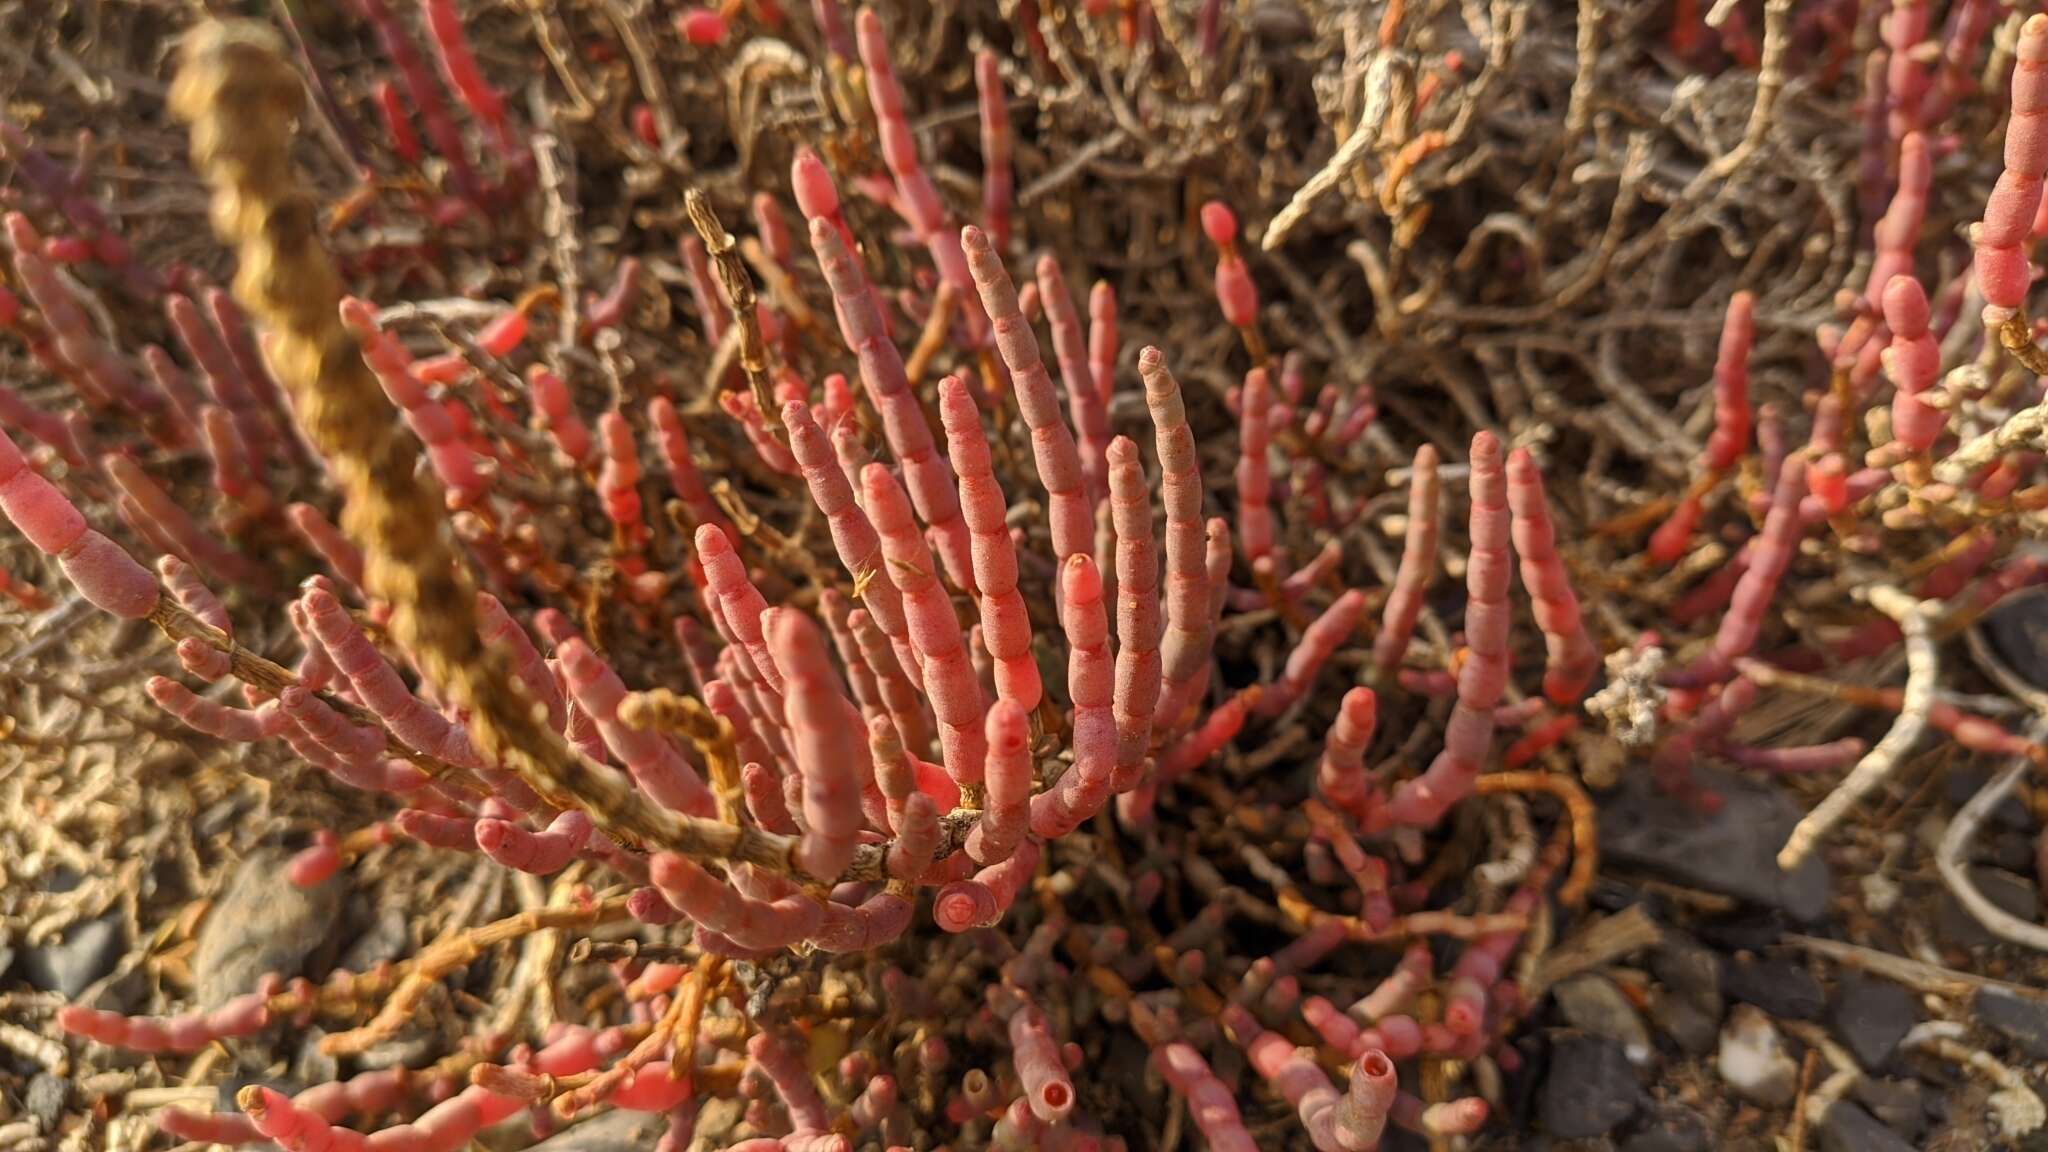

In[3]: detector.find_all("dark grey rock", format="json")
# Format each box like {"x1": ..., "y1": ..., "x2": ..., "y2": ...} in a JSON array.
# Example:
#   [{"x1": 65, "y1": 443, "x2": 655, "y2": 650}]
[
  {"x1": 194, "y1": 850, "x2": 344, "y2": 1010},
  {"x1": 1649, "y1": 994, "x2": 1721, "y2": 1057},
  {"x1": 1555, "y1": 974, "x2": 1654, "y2": 1066},
  {"x1": 1944, "y1": 763, "x2": 2036, "y2": 832},
  {"x1": 1977, "y1": 589, "x2": 2048, "y2": 707},
  {"x1": 1651, "y1": 934, "x2": 1724, "y2": 1015},
  {"x1": 1723, "y1": 957, "x2": 1824, "y2": 1020},
  {"x1": 1976, "y1": 828, "x2": 2039, "y2": 873},
  {"x1": 1537, "y1": 1032, "x2": 1641, "y2": 1139},
  {"x1": 1818, "y1": 1101, "x2": 1917, "y2": 1152},
  {"x1": 1938, "y1": 867, "x2": 2041, "y2": 947},
  {"x1": 1974, "y1": 987, "x2": 2048, "y2": 1060},
  {"x1": 19, "y1": 913, "x2": 125, "y2": 998},
  {"x1": 1622, "y1": 1106, "x2": 1712, "y2": 1152},
  {"x1": 1829, "y1": 978, "x2": 1917, "y2": 1070},
  {"x1": 1852, "y1": 1078, "x2": 1927, "y2": 1142},
  {"x1": 523, "y1": 1109, "x2": 666, "y2": 1152},
  {"x1": 1600, "y1": 765, "x2": 1831, "y2": 920},
  {"x1": 24, "y1": 1073, "x2": 65, "y2": 1132}
]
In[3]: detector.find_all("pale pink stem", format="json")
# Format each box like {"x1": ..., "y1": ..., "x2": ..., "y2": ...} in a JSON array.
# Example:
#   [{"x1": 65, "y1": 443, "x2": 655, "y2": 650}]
[
  {"x1": 1038, "y1": 257, "x2": 1109, "y2": 504},
  {"x1": 1882, "y1": 275, "x2": 1946, "y2": 454},
  {"x1": 746, "y1": 1030, "x2": 830, "y2": 1132},
  {"x1": 1882, "y1": 0, "x2": 1932, "y2": 144},
  {"x1": 1156, "y1": 687, "x2": 1254, "y2": 785},
  {"x1": 1393, "y1": 1094, "x2": 1489, "y2": 1138},
  {"x1": 1373, "y1": 444, "x2": 1440, "y2": 682},
  {"x1": 1200, "y1": 202, "x2": 1259, "y2": 331},
  {"x1": 339, "y1": 298, "x2": 486, "y2": 505},
  {"x1": 354, "y1": 0, "x2": 481, "y2": 204},
  {"x1": 287, "y1": 502, "x2": 366, "y2": 593},
  {"x1": 396, "y1": 810, "x2": 481, "y2": 853},
  {"x1": 856, "y1": 8, "x2": 989, "y2": 344},
  {"x1": 528, "y1": 367, "x2": 593, "y2": 467},
  {"x1": 1867, "y1": 133, "x2": 1931, "y2": 308},
  {"x1": 791, "y1": 148, "x2": 857, "y2": 260},
  {"x1": 769, "y1": 609, "x2": 868, "y2": 879},
  {"x1": 1505, "y1": 449, "x2": 1598, "y2": 705},
  {"x1": 558, "y1": 638, "x2": 715, "y2": 817},
  {"x1": 1151, "y1": 1044, "x2": 1258, "y2": 1152},
  {"x1": 803, "y1": 212, "x2": 975, "y2": 591},
  {"x1": 157, "y1": 555, "x2": 232, "y2": 679},
  {"x1": 1653, "y1": 677, "x2": 1757, "y2": 797},
  {"x1": 1106, "y1": 437, "x2": 1162, "y2": 790},
  {"x1": 476, "y1": 809, "x2": 590, "y2": 874},
  {"x1": 597, "y1": 410, "x2": 650, "y2": 555},
  {"x1": 1315, "y1": 687, "x2": 1379, "y2": 819},
  {"x1": 1236, "y1": 366, "x2": 1278, "y2": 563},
  {"x1": 1705, "y1": 292, "x2": 1754, "y2": 473},
  {"x1": 1974, "y1": 15, "x2": 2048, "y2": 325},
  {"x1": 975, "y1": 52, "x2": 1013, "y2": 252},
  {"x1": 887, "y1": 789, "x2": 941, "y2": 881},
  {"x1": 1859, "y1": 49, "x2": 1895, "y2": 239},
  {"x1": 740, "y1": 758, "x2": 798, "y2": 833},
  {"x1": 1333, "y1": 1051, "x2": 1398, "y2": 1151},
  {"x1": 1005, "y1": 998, "x2": 1074, "y2": 1124},
  {"x1": 165, "y1": 292, "x2": 272, "y2": 465},
  {"x1": 650, "y1": 852, "x2": 820, "y2": 951},
  {"x1": 1377, "y1": 432, "x2": 1511, "y2": 829},
  {"x1": 718, "y1": 390, "x2": 800, "y2": 475},
  {"x1": 1258, "y1": 590, "x2": 1366, "y2": 718},
  {"x1": 475, "y1": 591, "x2": 564, "y2": 731},
  {"x1": 1219, "y1": 1003, "x2": 1344, "y2": 1151},
  {"x1": 140, "y1": 346, "x2": 207, "y2": 437},
  {"x1": 146, "y1": 676, "x2": 284, "y2": 742},
  {"x1": 59, "y1": 992, "x2": 269, "y2": 1054},
  {"x1": 820, "y1": 589, "x2": 886, "y2": 724},
  {"x1": 1029, "y1": 555, "x2": 1114, "y2": 836},
  {"x1": 104, "y1": 455, "x2": 258, "y2": 586},
  {"x1": 962, "y1": 225, "x2": 1092, "y2": 566},
  {"x1": 1722, "y1": 737, "x2": 1869, "y2": 773},
  {"x1": 420, "y1": 0, "x2": 527, "y2": 179},
  {"x1": 1922, "y1": 0, "x2": 1995, "y2": 124},
  {"x1": 849, "y1": 605, "x2": 933, "y2": 755},
  {"x1": 696, "y1": 524, "x2": 784, "y2": 695},
  {"x1": 201, "y1": 406, "x2": 269, "y2": 516},
  {"x1": 300, "y1": 586, "x2": 487, "y2": 769},
  {"x1": 811, "y1": 889, "x2": 915, "y2": 953},
  {"x1": 968, "y1": 697, "x2": 1032, "y2": 865},
  {"x1": 862, "y1": 462, "x2": 987, "y2": 791},
  {"x1": 7, "y1": 219, "x2": 160, "y2": 425},
  {"x1": 1141, "y1": 348, "x2": 1214, "y2": 729},
  {"x1": 934, "y1": 838, "x2": 1039, "y2": 931},
  {"x1": 1670, "y1": 450, "x2": 1809, "y2": 688},
  {"x1": 788, "y1": 403, "x2": 916, "y2": 680},
  {"x1": 938, "y1": 376, "x2": 1040, "y2": 714},
  {"x1": 649, "y1": 396, "x2": 734, "y2": 546}
]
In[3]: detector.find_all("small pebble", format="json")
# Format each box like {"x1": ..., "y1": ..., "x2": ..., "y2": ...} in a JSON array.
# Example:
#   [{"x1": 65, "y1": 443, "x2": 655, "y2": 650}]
[
  {"x1": 1818, "y1": 1100, "x2": 1918, "y2": 1152},
  {"x1": 1828, "y1": 978, "x2": 1916, "y2": 1071},
  {"x1": 1717, "y1": 1004, "x2": 1798, "y2": 1107},
  {"x1": 1554, "y1": 974, "x2": 1654, "y2": 1067},
  {"x1": 1538, "y1": 1031, "x2": 1642, "y2": 1139},
  {"x1": 1722, "y1": 956, "x2": 1824, "y2": 1020}
]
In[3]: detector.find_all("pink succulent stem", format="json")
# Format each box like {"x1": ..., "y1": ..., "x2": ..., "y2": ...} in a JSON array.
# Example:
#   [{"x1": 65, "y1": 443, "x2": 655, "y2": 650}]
[
  {"x1": 1668, "y1": 450, "x2": 1809, "y2": 688},
  {"x1": 962, "y1": 225, "x2": 1092, "y2": 567},
  {"x1": 60, "y1": 992, "x2": 270, "y2": 1054},
  {"x1": 649, "y1": 396, "x2": 734, "y2": 547},
  {"x1": 1006, "y1": 998, "x2": 1074, "y2": 1124},
  {"x1": 696, "y1": 524, "x2": 784, "y2": 695},
  {"x1": 803, "y1": 209, "x2": 976, "y2": 592},
  {"x1": 147, "y1": 677, "x2": 285, "y2": 742},
  {"x1": 1881, "y1": 275, "x2": 1946, "y2": 454},
  {"x1": 1705, "y1": 292, "x2": 1754, "y2": 473},
  {"x1": 158, "y1": 556, "x2": 231, "y2": 679},
  {"x1": 1376, "y1": 432, "x2": 1511, "y2": 829},
  {"x1": 206, "y1": 288, "x2": 309, "y2": 469},
  {"x1": 856, "y1": 9, "x2": 990, "y2": 345},
  {"x1": 1505, "y1": 449, "x2": 1598, "y2": 705},
  {"x1": 769, "y1": 609, "x2": 869, "y2": 879},
  {"x1": 649, "y1": 852, "x2": 820, "y2": 951},
  {"x1": 1219, "y1": 1003, "x2": 1345, "y2": 1152},
  {"x1": 1199, "y1": 201, "x2": 1259, "y2": 333},
  {"x1": 718, "y1": 390, "x2": 801, "y2": 475},
  {"x1": 104, "y1": 455, "x2": 259, "y2": 586},
  {"x1": 1038, "y1": 256, "x2": 1110, "y2": 504},
  {"x1": 476, "y1": 809, "x2": 591, "y2": 874},
  {"x1": 1151, "y1": 1044, "x2": 1258, "y2": 1152},
  {"x1": 976, "y1": 51, "x2": 1013, "y2": 252},
  {"x1": 287, "y1": 503, "x2": 366, "y2": 593},
  {"x1": 340, "y1": 298, "x2": 486, "y2": 506},
  {"x1": 861, "y1": 462, "x2": 987, "y2": 791},
  {"x1": 558, "y1": 638, "x2": 716, "y2": 817},
  {"x1": 9, "y1": 223, "x2": 162, "y2": 425},
  {"x1": 354, "y1": 0, "x2": 481, "y2": 205},
  {"x1": 1030, "y1": 555, "x2": 1114, "y2": 836},
  {"x1": 848, "y1": 605, "x2": 932, "y2": 756},
  {"x1": 1156, "y1": 687, "x2": 1255, "y2": 786},
  {"x1": 1373, "y1": 445, "x2": 1440, "y2": 681},
  {"x1": 1973, "y1": 14, "x2": 2048, "y2": 325},
  {"x1": 420, "y1": 0, "x2": 528, "y2": 181},
  {"x1": 968, "y1": 698, "x2": 1033, "y2": 865},
  {"x1": 1315, "y1": 687, "x2": 1379, "y2": 820},
  {"x1": 597, "y1": 410, "x2": 651, "y2": 559},
  {"x1": 1258, "y1": 590, "x2": 1367, "y2": 718},
  {"x1": 300, "y1": 587, "x2": 483, "y2": 769},
  {"x1": 1140, "y1": 348, "x2": 1215, "y2": 729},
  {"x1": 1882, "y1": 0, "x2": 1932, "y2": 144},
  {"x1": 140, "y1": 346, "x2": 207, "y2": 438},
  {"x1": 937, "y1": 376, "x2": 1040, "y2": 714},
  {"x1": 811, "y1": 888, "x2": 916, "y2": 953},
  {"x1": 476, "y1": 592, "x2": 565, "y2": 731},
  {"x1": 1722, "y1": 737, "x2": 1869, "y2": 773},
  {"x1": 1236, "y1": 366, "x2": 1278, "y2": 564},
  {"x1": 528, "y1": 368, "x2": 593, "y2": 467},
  {"x1": 1921, "y1": 0, "x2": 1995, "y2": 124},
  {"x1": 934, "y1": 837, "x2": 1040, "y2": 931},
  {"x1": 1867, "y1": 134, "x2": 1931, "y2": 307},
  {"x1": 201, "y1": 407, "x2": 269, "y2": 517},
  {"x1": 1107, "y1": 437, "x2": 1162, "y2": 790},
  {"x1": 746, "y1": 1029, "x2": 831, "y2": 1132}
]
